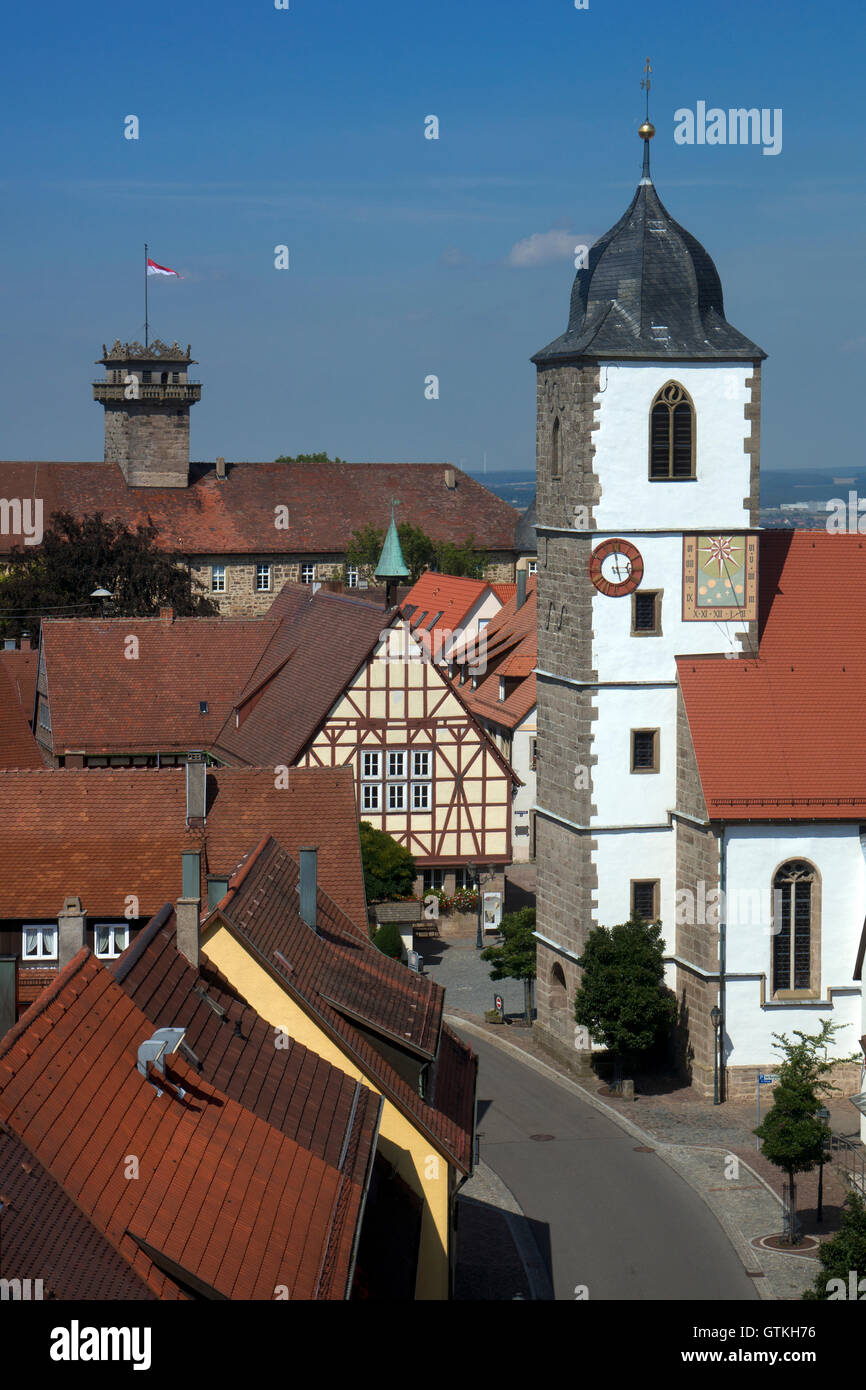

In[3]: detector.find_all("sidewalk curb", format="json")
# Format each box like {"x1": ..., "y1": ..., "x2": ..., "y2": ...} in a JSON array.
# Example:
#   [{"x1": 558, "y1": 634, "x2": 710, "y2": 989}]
[
  {"x1": 459, "y1": 1159, "x2": 555, "y2": 1301},
  {"x1": 448, "y1": 1014, "x2": 786, "y2": 1302}
]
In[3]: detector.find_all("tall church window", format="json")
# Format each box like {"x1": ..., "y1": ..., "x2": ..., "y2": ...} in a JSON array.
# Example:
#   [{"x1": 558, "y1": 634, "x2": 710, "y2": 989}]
[
  {"x1": 551, "y1": 417, "x2": 561, "y2": 478},
  {"x1": 649, "y1": 382, "x2": 695, "y2": 479},
  {"x1": 771, "y1": 860, "x2": 818, "y2": 995}
]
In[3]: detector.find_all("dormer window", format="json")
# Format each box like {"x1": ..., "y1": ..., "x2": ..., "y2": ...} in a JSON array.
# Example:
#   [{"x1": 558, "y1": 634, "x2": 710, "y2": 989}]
[{"x1": 649, "y1": 382, "x2": 695, "y2": 479}]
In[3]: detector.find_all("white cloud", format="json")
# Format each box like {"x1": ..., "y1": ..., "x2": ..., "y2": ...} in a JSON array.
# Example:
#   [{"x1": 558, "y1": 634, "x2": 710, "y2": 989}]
[{"x1": 506, "y1": 229, "x2": 578, "y2": 267}]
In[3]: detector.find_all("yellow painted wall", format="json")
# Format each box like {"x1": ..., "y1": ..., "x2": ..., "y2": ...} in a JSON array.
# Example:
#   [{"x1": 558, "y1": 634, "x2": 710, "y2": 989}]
[{"x1": 203, "y1": 922, "x2": 453, "y2": 1301}]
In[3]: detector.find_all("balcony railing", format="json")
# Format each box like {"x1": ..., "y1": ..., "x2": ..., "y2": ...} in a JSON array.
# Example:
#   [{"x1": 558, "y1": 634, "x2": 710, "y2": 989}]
[{"x1": 92, "y1": 381, "x2": 202, "y2": 402}]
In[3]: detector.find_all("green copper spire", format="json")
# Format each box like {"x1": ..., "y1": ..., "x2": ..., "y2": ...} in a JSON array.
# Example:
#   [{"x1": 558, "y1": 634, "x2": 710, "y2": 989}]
[{"x1": 374, "y1": 501, "x2": 410, "y2": 580}]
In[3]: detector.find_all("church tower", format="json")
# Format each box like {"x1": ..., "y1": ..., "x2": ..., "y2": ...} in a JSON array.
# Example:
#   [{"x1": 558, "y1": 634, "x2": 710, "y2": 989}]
[
  {"x1": 532, "y1": 118, "x2": 766, "y2": 1089},
  {"x1": 93, "y1": 339, "x2": 201, "y2": 487}
]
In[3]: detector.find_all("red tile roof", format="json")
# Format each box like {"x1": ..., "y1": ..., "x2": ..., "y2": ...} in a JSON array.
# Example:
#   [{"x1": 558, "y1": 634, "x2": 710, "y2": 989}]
[
  {"x1": 0, "y1": 765, "x2": 368, "y2": 928},
  {"x1": 40, "y1": 615, "x2": 280, "y2": 754},
  {"x1": 0, "y1": 950, "x2": 368, "y2": 1299},
  {"x1": 0, "y1": 461, "x2": 520, "y2": 556},
  {"x1": 0, "y1": 1125, "x2": 155, "y2": 1300},
  {"x1": 211, "y1": 836, "x2": 476, "y2": 1173},
  {"x1": 0, "y1": 648, "x2": 37, "y2": 714},
  {"x1": 453, "y1": 580, "x2": 537, "y2": 731},
  {"x1": 112, "y1": 904, "x2": 381, "y2": 1178},
  {"x1": 0, "y1": 665, "x2": 46, "y2": 769},
  {"x1": 678, "y1": 530, "x2": 866, "y2": 819},
  {"x1": 400, "y1": 574, "x2": 503, "y2": 653}
]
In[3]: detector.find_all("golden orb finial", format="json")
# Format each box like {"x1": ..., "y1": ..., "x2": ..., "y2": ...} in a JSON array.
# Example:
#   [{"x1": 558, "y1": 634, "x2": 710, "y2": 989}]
[{"x1": 639, "y1": 120, "x2": 655, "y2": 141}]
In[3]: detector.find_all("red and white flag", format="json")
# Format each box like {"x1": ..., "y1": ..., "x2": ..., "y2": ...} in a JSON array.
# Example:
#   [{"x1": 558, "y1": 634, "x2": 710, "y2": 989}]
[{"x1": 146, "y1": 257, "x2": 181, "y2": 278}]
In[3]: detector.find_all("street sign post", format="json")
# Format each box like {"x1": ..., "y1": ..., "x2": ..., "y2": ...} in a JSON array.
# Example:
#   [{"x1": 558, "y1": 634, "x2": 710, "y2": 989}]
[
  {"x1": 756, "y1": 1075, "x2": 776, "y2": 1150},
  {"x1": 494, "y1": 993, "x2": 504, "y2": 1021}
]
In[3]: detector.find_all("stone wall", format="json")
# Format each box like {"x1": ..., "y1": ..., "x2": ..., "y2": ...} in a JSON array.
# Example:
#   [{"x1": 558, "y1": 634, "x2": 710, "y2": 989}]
[
  {"x1": 533, "y1": 362, "x2": 602, "y2": 1061},
  {"x1": 105, "y1": 404, "x2": 190, "y2": 488},
  {"x1": 674, "y1": 684, "x2": 720, "y2": 1094}
]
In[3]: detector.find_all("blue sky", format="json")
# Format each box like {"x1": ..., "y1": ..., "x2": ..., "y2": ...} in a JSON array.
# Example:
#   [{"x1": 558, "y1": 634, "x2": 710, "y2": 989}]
[{"x1": 0, "y1": 0, "x2": 863, "y2": 472}]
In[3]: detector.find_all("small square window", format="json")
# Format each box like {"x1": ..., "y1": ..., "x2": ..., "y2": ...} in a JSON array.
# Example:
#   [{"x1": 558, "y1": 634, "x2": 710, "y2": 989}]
[
  {"x1": 388, "y1": 783, "x2": 405, "y2": 811},
  {"x1": 387, "y1": 751, "x2": 406, "y2": 779},
  {"x1": 22, "y1": 925, "x2": 57, "y2": 960},
  {"x1": 95, "y1": 924, "x2": 130, "y2": 959},
  {"x1": 423, "y1": 869, "x2": 445, "y2": 893},
  {"x1": 301, "y1": 564, "x2": 316, "y2": 584},
  {"x1": 631, "y1": 729, "x2": 659, "y2": 773},
  {"x1": 362, "y1": 783, "x2": 381, "y2": 812},
  {"x1": 255, "y1": 564, "x2": 271, "y2": 592},
  {"x1": 212, "y1": 565, "x2": 226, "y2": 593},
  {"x1": 362, "y1": 750, "x2": 381, "y2": 780},
  {"x1": 412, "y1": 750, "x2": 431, "y2": 779},
  {"x1": 412, "y1": 782, "x2": 430, "y2": 811},
  {"x1": 631, "y1": 880, "x2": 659, "y2": 921},
  {"x1": 632, "y1": 590, "x2": 661, "y2": 635}
]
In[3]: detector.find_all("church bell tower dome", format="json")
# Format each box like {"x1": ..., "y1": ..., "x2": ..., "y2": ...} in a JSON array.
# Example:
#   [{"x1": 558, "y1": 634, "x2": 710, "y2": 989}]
[{"x1": 533, "y1": 128, "x2": 765, "y2": 364}]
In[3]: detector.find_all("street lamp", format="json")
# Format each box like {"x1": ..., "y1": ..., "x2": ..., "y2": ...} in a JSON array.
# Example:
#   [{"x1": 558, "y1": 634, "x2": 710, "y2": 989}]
[
  {"x1": 466, "y1": 862, "x2": 483, "y2": 950},
  {"x1": 91, "y1": 587, "x2": 112, "y2": 618},
  {"x1": 816, "y1": 1105, "x2": 830, "y2": 1223},
  {"x1": 710, "y1": 1005, "x2": 722, "y2": 1106}
]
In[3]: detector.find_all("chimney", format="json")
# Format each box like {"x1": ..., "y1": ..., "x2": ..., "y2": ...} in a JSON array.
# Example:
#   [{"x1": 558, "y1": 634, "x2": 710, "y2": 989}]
[
  {"x1": 57, "y1": 896, "x2": 86, "y2": 969},
  {"x1": 299, "y1": 847, "x2": 318, "y2": 934},
  {"x1": 186, "y1": 753, "x2": 207, "y2": 824},
  {"x1": 444, "y1": 466, "x2": 456, "y2": 490},
  {"x1": 177, "y1": 852, "x2": 201, "y2": 967},
  {"x1": 160, "y1": 606, "x2": 174, "y2": 623},
  {"x1": 216, "y1": 455, "x2": 227, "y2": 480},
  {"x1": 516, "y1": 568, "x2": 527, "y2": 610}
]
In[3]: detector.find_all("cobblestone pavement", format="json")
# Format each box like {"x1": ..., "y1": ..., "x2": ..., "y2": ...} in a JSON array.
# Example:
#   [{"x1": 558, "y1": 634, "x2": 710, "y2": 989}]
[
  {"x1": 416, "y1": 934, "x2": 530, "y2": 1019},
  {"x1": 449, "y1": 1016, "x2": 865, "y2": 1301}
]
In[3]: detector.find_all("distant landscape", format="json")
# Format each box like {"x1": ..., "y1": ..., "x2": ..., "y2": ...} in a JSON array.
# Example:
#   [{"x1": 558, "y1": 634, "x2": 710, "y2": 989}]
[{"x1": 471, "y1": 467, "x2": 865, "y2": 529}]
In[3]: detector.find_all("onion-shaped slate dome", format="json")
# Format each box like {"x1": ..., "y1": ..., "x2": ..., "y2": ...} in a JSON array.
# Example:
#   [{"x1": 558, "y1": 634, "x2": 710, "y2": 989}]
[{"x1": 532, "y1": 127, "x2": 765, "y2": 364}]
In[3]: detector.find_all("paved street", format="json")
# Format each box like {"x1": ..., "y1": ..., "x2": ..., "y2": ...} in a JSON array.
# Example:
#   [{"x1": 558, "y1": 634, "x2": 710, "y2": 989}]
[{"x1": 453, "y1": 1024, "x2": 759, "y2": 1302}]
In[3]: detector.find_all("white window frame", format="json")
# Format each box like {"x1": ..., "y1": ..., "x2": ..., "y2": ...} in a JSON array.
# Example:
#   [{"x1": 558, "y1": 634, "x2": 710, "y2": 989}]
[
  {"x1": 387, "y1": 750, "x2": 406, "y2": 780},
  {"x1": 212, "y1": 565, "x2": 226, "y2": 593},
  {"x1": 38, "y1": 698, "x2": 51, "y2": 731},
  {"x1": 527, "y1": 560, "x2": 538, "y2": 575},
  {"x1": 301, "y1": 564, "x2": 316, "y2": 584},
  {"x1": 22, "y1": 924, "x2": 57, "y2": 960},
  {"x1": 412, "y1": 750, "x2": 431, "y2": 780},
  {"x1": 362, "y1": 750, "x2": 381, "y2": 780},
  {"x1": 255, "y1": 563, "x2": 271, "y2": 592},
  {"x1": 387, "y1": 783, "x2": 405, "y2": 812},
  {"x1": 347, "y1": 565, "x2": 359, "y2": 589},
  {"x1": 94, "y1": 923, "x2": 130, "y2": 960},
  {"x1": 412, "y1": 781, "x2": 430, "y2": 811},
  {"x1": 362, "y1": 782, "x2": 381, "y2": 812}
]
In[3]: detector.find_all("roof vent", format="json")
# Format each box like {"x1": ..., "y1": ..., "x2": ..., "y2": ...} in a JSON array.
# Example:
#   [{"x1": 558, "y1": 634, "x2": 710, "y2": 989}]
[
  {"x1": 186, "y1": 755, "x2": 207, "y2": 823},
  {"x1": 199, "y1": 700, "x2": 208, "y2": 715},
  {"x1": 215, "y1": 456, "x2": 227, "y2": 480},
  {"x1": 444, "y1": 467, "x2": 456, "y2": 490},
  {"x1": 137, "y1": 1027, "x2": 187, "y2": 1095}
]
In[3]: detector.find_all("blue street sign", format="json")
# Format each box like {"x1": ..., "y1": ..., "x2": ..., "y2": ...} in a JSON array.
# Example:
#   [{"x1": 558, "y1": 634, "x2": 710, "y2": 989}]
[{"x1": 758, "y1": 1074, "x2": 776, "y2": 1085}]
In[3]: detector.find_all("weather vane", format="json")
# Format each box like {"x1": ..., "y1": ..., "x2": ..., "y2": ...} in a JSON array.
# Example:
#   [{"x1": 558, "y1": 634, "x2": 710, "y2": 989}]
[{"x1": 641, "y1": 58, "x2": 652, "y2": 123}]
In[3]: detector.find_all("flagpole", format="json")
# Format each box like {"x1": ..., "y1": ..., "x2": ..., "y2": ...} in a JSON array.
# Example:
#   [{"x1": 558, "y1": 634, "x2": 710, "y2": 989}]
[{"x1": 144, "y1": 242, "x2": 149, "y2": 348}]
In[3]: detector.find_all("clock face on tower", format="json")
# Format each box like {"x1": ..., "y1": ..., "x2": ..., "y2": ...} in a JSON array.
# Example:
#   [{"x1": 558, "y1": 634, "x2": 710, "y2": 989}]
[{"x1": 588, "y1": 538, "x2": 644, "y2": 597}]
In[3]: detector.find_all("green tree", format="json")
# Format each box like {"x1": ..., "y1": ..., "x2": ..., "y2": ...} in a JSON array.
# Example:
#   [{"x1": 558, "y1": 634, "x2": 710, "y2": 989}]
[
  {"x1": 0, "y1": 510, "x2": 217, "y2": 640},
  {"x1": 372, "y1": 921, "x2": 404, "y2": 961},
  {"x1": 346, "y1": 523, "x2": 488, "y2": 585},
  {"x1": 754, "y1": 1021, "x2": 857, "y2": 1244},
  {"x1": 359, "y1": 821, "x2": 416, "y2": 902},
  {"x1": 803, "y1": 1191, "x2": 866, "y2": 1299},
  {"x1": 274, "y1": 451, "x2": 345, "y2": 463},
  {"x1": 481, "y1": 907, "x2": 536, "y2": 1024},
  {"x1": 573, "y1": 914, "x2": 677, "y2": 1090}
]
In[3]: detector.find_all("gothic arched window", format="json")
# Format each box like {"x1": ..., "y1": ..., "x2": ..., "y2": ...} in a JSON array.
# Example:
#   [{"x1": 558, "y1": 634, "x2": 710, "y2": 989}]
[
  {"x1": 771, "y1": 860, "x2": 819, "y2": 995},
  {"x1": 551, "y1": 416, "x2": 561, "y2": 478},
  {"x1": 649, "y1": 382, "x2": 695, "y2": 479}
]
